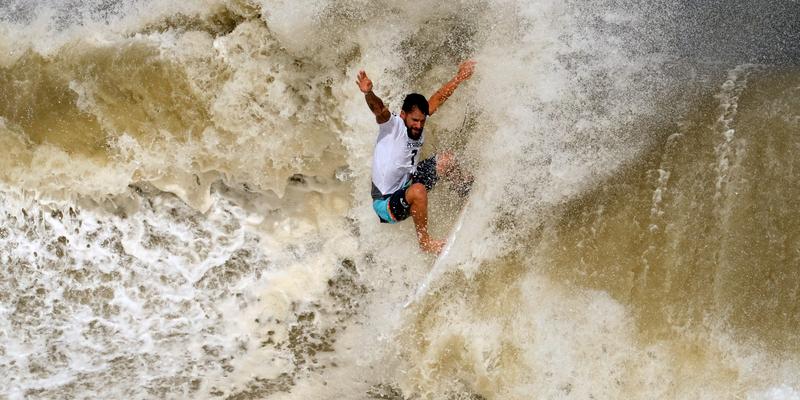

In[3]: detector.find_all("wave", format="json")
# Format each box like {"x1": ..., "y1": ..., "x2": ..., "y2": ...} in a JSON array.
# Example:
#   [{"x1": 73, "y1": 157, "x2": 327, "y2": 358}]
[{"x1": 0, "y1": 0, "x2": 798, "y2": 399}]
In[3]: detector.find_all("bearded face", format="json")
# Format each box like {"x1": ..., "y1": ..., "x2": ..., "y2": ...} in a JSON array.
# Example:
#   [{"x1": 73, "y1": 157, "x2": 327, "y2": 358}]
[{"x1": 400, "y1": 107, "x2": 427, "y2": 139}]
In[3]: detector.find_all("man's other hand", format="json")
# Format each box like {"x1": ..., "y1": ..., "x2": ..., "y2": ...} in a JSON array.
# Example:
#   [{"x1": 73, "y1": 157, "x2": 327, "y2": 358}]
[
  {"x1": 356, "y1": 70, "x2": 373, "y2": 93},
  {"x1": 455, "y1": 60, "x2": 477, "y2": 83}
]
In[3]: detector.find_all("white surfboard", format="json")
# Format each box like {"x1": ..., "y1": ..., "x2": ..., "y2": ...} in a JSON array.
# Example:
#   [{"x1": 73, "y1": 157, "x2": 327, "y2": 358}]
[{"x1": 404, "y1": 197, "x2": 471, "y2": 308}]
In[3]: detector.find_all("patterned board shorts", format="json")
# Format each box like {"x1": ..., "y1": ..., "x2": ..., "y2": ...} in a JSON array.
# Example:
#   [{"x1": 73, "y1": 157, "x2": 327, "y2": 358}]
[{"x1": 373, "y1": 156, "x2": 438, "y2": 224}]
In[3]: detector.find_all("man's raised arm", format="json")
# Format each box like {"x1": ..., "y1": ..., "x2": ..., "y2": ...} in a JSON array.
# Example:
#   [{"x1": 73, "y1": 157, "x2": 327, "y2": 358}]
[
  {"x1": 356, "y1": 70, "x2": 391, "y2": 124},
  {"x1": 428, "y1": 60, "x2": 476, "y2": 116}
]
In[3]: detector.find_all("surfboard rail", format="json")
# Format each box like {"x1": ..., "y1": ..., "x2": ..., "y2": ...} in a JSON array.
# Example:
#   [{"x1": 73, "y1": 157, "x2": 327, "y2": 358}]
[{"x1": 404, "y1": 197, "x2": 471, "y2": 308}]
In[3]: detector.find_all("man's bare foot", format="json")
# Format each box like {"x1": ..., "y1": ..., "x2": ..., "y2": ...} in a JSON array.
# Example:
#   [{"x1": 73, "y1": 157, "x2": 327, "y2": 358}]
[{"x1": 420, "y1": 238, "x2": 445, "y2": 255}]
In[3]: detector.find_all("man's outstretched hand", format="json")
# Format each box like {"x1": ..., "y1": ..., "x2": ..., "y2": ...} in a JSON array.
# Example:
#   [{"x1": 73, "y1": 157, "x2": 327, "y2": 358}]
[
  {"x1": 427, "y1": 59, "x2": 477, "y2": 116},
  {"x1": 356, "y1": 70, "x2": 373, "y2": 93},
  {"x1": 455, "y1": 60, "x2": 477, "y2": 83}
]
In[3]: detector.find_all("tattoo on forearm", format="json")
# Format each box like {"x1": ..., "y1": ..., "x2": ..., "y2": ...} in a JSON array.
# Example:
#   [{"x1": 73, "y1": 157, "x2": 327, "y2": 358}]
[{"x1": 364, "y1": 91, "x2": 385, "y2": 114}]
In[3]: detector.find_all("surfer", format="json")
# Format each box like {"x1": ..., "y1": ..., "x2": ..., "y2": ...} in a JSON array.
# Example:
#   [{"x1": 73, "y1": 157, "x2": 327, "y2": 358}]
[{"x1": 356, "y1": 60, "x2": 476, "y2": 254}]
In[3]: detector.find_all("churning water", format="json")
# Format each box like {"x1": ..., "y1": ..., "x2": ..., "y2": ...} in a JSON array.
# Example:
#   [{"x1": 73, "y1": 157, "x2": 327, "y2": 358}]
[{"x1": 1, "y1": 0, "x2": 798, "y2": 399}]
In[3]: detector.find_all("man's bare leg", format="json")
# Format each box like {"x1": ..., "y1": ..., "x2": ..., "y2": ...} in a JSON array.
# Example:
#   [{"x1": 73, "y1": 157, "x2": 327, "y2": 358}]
[
  {"x1": 405, "y1": 183, "x2": 444, "y2": 254},
  {"x1": 436, "y1": 151, "x2": 473, "y2": 196}
]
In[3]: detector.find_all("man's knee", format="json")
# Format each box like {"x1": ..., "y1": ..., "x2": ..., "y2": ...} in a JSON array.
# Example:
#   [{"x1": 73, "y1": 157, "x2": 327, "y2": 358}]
[
  {"x1": 405, "y1": 183, "x2": 428, "y2": 204},
  {"x1": 436, "y1": 151, "x2": 456, "y2": 176}
]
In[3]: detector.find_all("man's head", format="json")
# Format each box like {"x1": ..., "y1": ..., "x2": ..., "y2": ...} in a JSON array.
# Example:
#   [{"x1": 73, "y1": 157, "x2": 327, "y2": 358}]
[{"x1": 400, "y1": 93, "x2": 429, "y2": 139}]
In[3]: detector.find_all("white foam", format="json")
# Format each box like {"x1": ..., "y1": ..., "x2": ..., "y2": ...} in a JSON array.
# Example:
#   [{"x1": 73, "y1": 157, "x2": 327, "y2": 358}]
[
  {"x1": 1, "y1": 1, "x2": 797, "y2": 399},
  {"x1": 751, "y1": 386, "x2": 800, "y2": 400}
]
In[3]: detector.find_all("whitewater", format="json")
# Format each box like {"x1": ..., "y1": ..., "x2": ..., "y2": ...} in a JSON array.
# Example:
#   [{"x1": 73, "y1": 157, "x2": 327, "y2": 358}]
[{"x1": 1, "y1": 0, "x2": 798, "y2": 399}]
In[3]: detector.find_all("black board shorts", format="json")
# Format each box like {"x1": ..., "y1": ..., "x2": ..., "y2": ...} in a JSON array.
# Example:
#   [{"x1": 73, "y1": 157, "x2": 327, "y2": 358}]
[{"x1": 374, "y1": 156, "x2": 439, "y2": 223}]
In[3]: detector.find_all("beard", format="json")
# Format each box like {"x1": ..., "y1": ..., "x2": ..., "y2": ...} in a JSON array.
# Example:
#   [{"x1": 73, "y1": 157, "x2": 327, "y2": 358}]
[{"x1": 406, "y1": 126, "x2": 423, "y2": 140}]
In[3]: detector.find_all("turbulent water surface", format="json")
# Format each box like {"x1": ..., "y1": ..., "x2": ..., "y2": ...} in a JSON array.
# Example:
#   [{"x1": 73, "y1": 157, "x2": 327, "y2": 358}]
[{"x1": 1, "y1": 1, "x2": 799, "y2": 399}]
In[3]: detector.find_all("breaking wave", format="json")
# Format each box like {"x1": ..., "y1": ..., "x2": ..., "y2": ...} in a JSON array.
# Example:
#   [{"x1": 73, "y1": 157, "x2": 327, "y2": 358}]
[{"x1": 1, "y1": 0, "x2": 798, "y2": 398}]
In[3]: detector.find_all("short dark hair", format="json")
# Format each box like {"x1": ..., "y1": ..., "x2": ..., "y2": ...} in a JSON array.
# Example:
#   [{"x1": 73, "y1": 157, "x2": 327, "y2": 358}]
[{"x1": 402, "y1": 93, "x2": 429, "y2": 116}]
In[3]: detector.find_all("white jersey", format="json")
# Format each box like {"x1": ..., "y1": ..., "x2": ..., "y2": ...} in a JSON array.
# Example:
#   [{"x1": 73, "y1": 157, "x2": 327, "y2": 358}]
[{"x1": 371, "y1": 114, "x2": 424, "y2": 199}]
